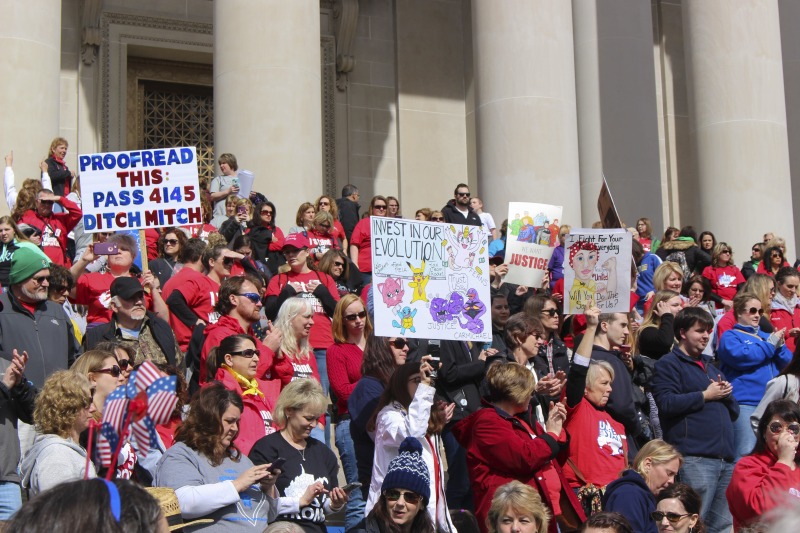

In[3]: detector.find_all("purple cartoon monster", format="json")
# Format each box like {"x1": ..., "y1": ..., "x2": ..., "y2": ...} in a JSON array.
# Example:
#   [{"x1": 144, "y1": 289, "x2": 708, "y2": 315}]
[{"x1": 459, "y1": 288, "x2": 486, "y2": 334}]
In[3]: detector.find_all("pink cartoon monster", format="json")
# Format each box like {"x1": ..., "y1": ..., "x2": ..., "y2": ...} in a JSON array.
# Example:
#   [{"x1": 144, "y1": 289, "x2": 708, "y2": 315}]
[{"x1": 377, "y1": 277, "x2": 405, "y2": 307}]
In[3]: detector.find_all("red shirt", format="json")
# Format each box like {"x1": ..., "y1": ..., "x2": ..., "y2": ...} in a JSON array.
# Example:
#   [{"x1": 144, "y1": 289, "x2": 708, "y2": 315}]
[
  {"x1": 199, "y1": 315, "x2": 275, "y2": 384},
  {"x1": 350, "y1": 217, "x2": 373, "y2": 273},
  {"x1": 307, "y1": 229, "x2": 340, "y2": 258},
  {"x1": 183, "y1": 223, "x2": 218, "y2": 242},
  {"x1": 703, "y1": 264, "x2": 745, "y2": 305},
  {"x1": 563, "y1": 398, "x2": 628, "y2": 488},
  {"x1": 270, "y1": 351, "x2": 322, "y2": 389},
  {"x1": 326, "y1": 342, "x2": 364, "y2": 415},
  {"x1": 265, "y1": 270, "x2": 339, "y2": 349},
  {"x1": 74, "y1": 272, "x2": 153, "y2": 324},
  {"x1": 334, "y1": 220, "x2": 346, "y2": 243},
  {"x1": 215, "y1": 367, "x2": 281, "y2": 455},
  {"x1": 19, "y1": 196, "x2": 82, "y2": 266},
  {"x1": 162, "y1": 268, "x2": 220, "y2": 351}
]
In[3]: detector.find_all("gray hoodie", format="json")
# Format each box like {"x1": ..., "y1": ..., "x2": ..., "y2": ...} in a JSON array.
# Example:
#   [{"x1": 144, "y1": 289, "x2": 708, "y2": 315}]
[{"x1": 20, "y1": 433, "x2": 96, "y2": 495}]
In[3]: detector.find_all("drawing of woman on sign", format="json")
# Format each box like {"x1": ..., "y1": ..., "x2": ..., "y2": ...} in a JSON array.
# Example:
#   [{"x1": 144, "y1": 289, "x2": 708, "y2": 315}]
[{"x1": 567, "y1": 240, "x2": 617, "y2": 311}]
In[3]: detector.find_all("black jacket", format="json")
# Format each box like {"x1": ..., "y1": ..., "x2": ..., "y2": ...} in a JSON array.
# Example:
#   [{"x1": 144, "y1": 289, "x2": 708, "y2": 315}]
[
  {"x1": 437, "y1": 340, "x2": 486, "y2": 427},
  {"x1": 655, "y1": 239, "x2": 711, "y2": 276},
  {"x1": 336, "y1": 197, "x2": 360, "y2": 241},
  {"x1": 84, "y1": 311, "x2": 178, "y2": 366},
  {"x1": 441, "y1": 200, "x2": 482, "y2": 227}
]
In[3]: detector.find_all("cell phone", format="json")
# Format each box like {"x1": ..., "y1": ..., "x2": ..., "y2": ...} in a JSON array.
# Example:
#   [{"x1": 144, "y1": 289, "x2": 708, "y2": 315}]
[
  {"x1": 237, "y1": 205, "x2": 247, "y2": 216},
  {"x1": 268, "y1": 457, "x2": 286, "y2": 474},
  {"x1": 429, "y1": 356, "x2": 441, "y2": 379},
  {"x1": 93, "y1": 242, "x2": 119, "y2": 255},
  {"x1": 232, "y1": 177, "x2": 240, "y2": 188},
  {"x1": 342, "y1": 482, "x2": 362, "y2": 493}
]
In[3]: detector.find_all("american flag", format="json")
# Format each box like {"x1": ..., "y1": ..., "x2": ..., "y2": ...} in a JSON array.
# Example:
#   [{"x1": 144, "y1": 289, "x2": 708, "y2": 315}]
[{"x1": 97, "y1": 361, "x2": 178, "y2": 468}]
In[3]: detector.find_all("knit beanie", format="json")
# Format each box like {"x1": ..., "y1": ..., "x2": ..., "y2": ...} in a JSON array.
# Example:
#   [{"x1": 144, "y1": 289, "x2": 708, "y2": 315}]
[
  {"x1": 9, "y1": 246, "x2": 51, "y2": 285},
  {"x1": 381, "y1": 437, "x2": 430, "y2": 503}
]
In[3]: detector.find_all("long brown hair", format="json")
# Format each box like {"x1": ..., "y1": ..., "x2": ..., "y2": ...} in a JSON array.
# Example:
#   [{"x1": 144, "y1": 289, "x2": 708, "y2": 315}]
[
  {"x1": 368, "y1": 362, "x2": 421, "y2": 433},
  {"x1": 361, "y1": 333, "x2": 400, "y2": 385},
  {"x1": 175, "y1": 383, "x2": 244, "y2": 466},
  {"x1": 332, "y1": 294, "x2": 373, "y2": 343}
]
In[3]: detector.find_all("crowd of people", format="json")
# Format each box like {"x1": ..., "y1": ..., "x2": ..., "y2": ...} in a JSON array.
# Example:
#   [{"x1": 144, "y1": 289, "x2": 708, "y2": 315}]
[{"x1": 1, "y1": 143, "x2": 800, "y2": 532}]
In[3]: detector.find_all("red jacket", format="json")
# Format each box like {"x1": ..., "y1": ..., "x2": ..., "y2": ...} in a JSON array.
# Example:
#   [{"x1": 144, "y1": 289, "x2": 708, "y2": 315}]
[
  {"x1": 770, "y1": 305, "x2": 800, "y2": 353},
  {"x1": 726, "y1": 450, "x2": 800, "y2": 531},
  {"x1": 19, "y1": 196, "x2": 82, "y2": 266},
  {"x1": 451, "y1": 404, "x2": 585, "y2": 533},
  {"x1": 214, "y1": 367, "x2": 280, "y2": 456},
  {"x1": 199, "y1": 315, "x2": 274, "y2": 384}
]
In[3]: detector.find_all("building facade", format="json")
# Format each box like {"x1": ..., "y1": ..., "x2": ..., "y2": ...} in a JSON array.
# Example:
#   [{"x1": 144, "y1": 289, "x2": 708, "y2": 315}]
[{"x1": 1, "y1": 0, "x2": 797, "y2": 258}]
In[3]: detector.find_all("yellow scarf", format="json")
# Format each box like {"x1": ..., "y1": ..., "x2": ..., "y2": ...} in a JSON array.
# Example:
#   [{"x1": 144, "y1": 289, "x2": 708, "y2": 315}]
[{"x1": 222, "y1": 365, "x2": 263, "y2": 397}]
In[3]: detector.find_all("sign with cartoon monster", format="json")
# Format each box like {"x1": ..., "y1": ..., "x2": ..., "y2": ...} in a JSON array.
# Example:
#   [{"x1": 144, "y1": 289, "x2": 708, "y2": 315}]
[
  {"x1": 370, "y1": 216, "x2": 492, "y2": 342},
  {"x1": 504, "y1": 202, "x2": 563, "y2": 287},
  {"x1": 562, "y1": 228, "x2": 632, "y2": 314}
]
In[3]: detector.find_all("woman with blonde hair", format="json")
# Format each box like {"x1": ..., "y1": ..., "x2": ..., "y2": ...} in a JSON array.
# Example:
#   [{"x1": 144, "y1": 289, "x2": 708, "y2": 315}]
[
  {"x1": 634, "y1": 290, "x2": 682, "y2": 359},
  {"x1": 603, "y1": 440, "x2": 683, "y2": 533},
  {"x1": 307, "y1": 210, "x2": 341, "y2": 262},
  {"x1": 487, "y1": 480, "x2": 550, "y2": 533},
  {"x1": 316, "y1": 194, "x2": 348, "y2": 249},
  {"x1": 643, "y1": 262, "x2": 685, "y2": 314},
  {"x1": 250, "y1": 379, "x2": 349, "y2": 532},
  {"x1": 21, "y1": 370, "x2": 96, "y2": 495}
]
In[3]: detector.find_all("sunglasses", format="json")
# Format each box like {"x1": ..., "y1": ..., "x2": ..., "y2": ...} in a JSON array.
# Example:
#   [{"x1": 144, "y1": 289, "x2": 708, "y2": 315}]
[
  {"x1": 31, "y1": 274, "x2": 49, "y2": 284},
  {"x1": 721, "y1": 249, "x2": 731, "y2": 254},
  {"x1": 373, "y1": 205, "x2": 387, "y2": 210},
  {"x1": 93, "y1": 365, "x2": 122, "y2": 378},
  {"x1": 319, "y1": 201, "x2": 330, "y2": 206},
  {"x1": 344, "y1": 311, "x2": 367, "y2": 321},
  {"x1": 768, "y1": 421, "x2": 800, "y2": 436},
  {"x1": 237, "y1": 292, "x2": 261, "y2": 304},
  {"x1": 230, "y1": 348, "x2": 259, "y2": 358},
  {"x1": 85, "y1": 387, "x2": 96, "y2": 409},
  {"x1": 384, "y1": 489, "x2": 421, "y2": 504},
  {"x1": 49, "y1": 284, "x2": 70, "y2": 293},
  {"x1": 389, "y1": 338, "x2": 408, "y2": 349},
  {"x1": 747, "y1": 307, "x2": 764, "y2": 315},
  {"x1": 651, "y1": 511, "x2": 690, "y2": 523},
  {"x1": 164, "y1": 239, "x2": 179, "y2": 245},
  {"x1": 772, "y1": 253, "x2": 783, "y2": 258},
  {"x1": 541, "y1": 308, "x2": 558, "y2": 317},
  {"x1": 456, "y1": 191, "x2": 470, "y2": 197},
  {"x1": 431, "y1": 217, "x2": 444, "y2": 222},
  {"x1": 261, "y1": 210, "x2": 273, "y2": 216},
  {"x1": 333, "y1": 261, "x2": 345, "y2": 267},
  {"x1": 118, "y1": 359, "x2": 133, "y2": 370}
]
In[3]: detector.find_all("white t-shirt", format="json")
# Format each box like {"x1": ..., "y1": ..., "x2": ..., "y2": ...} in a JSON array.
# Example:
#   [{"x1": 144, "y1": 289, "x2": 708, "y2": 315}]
[{"x1": 478, "y1": 212, "x2": 496, "y2": 233}]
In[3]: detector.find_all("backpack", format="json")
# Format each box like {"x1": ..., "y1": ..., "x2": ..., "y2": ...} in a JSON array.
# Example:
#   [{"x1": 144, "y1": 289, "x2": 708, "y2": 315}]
[{"x1": 664, "y1": 250, "x2": 691, "y2": 283}]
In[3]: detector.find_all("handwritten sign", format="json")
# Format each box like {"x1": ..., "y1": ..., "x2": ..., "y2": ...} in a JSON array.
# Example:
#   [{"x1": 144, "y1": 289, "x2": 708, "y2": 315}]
[
  {"x1": 78, "y1": 147, "x2": 202, "y2": 233},
  {"x1": 563, "y1": 229, "x2": 632, "y2": 314},
  {"x1": 504, "y1": 202, "x2": 562, "y2": 287},
  {"x1": 371, "y1": 217, "x2": 491, "y2": 342}
]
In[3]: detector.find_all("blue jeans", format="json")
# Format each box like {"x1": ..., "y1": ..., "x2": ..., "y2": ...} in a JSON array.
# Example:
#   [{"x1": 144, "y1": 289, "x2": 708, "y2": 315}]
[
  {"x1": 0, "y1": 481, "x2": 22, "y2": 520},
  {"x1": 336, "y1": 419, "x2": 365, "y2": 532},
  {"x1": 443, "y1": 428, "x2": 473, "y2": 512},
  {"x1": 679, "y1": 456, "x2": 734, "y2": 533},
  {"x1": 732, "y1": 403, "x2": 757, "y2": 460},
  {"x1": 313, "y1": 348, "x2": 331, "y2": 447}
]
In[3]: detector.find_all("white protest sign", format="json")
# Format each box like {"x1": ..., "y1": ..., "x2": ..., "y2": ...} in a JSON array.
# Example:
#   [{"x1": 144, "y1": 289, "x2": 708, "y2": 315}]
[
  {"x1": 371, "y1": 217, "x2": 492, "y2": 342},
  {"x1": 504, "y1": 202, "x2": 563, "y2": 287},
  {"x1": 563, "y1": 229, "x2": 632, "y2": 314},
  {"x1": 78, "y1": 147, "x2": 202, "y2": 233}
]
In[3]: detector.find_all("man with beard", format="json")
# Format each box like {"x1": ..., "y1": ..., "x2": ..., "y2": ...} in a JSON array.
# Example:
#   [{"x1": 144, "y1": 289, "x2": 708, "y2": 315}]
[
  {"x1": 0, "y1": 247, "x2": 80, "y2": 388},
  {"x1": 441, "y1": 183, "x2": 482, "y2": 227},
  {"x1": 83, "y1": 277, "x2": 181, "y2": 367}
]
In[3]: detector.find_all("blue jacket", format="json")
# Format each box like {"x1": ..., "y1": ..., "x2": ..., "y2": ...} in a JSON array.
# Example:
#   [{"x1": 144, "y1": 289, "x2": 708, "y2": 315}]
[
  {"x1": 717, "y1": 324, "x2": 792, "y2": 406},
  {"x1": 652, "y1": 347, "x2": 739, "y2": 461},
  {"x1": 602, "y1": 470, "x2": 657, "y2": 533},
  {"x1": 635, "y1": 253, "x2": 662, "y2": 306}
]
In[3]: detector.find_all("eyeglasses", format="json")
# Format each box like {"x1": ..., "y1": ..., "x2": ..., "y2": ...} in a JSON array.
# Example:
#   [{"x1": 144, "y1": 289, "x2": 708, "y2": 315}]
[
  {"x1": 541, "y1": 308, "x2": 558, "y2": 317},
  {"x1": 333, "y1": 261, "x2": 345, "y2": 268},
  {"x1": 344, "y1": 311, "x2": 367, "y2": 321},
  {"x1": 768, "y1": 421, "x2": 800, "y2": 436},
  {"x1": 318, "y1": 201, "x2": 330, "y2": 206},
  {"x1": 93, "y1": 365, "x2": 122, "y2": 378},
  {"x1": 31, "y1": 274, "x2": 49, "y2": 284},
  {"x1": 373, "y1": 204, "x2": 387, "y2": 210},
  {"x1": 237, "y1": 293, "x2": 261, "y2": 304},
  {"x1": 431, "y1": 217, "x2": 444, "y2": 222},
  {"x1": 651, "y1": 511, "x2": 690, "y2": 523},
  {"x1": 456, "y1": 191, "x2": 470, "y2": 197},
  {"x1": 747, "y1": 307, "x2": 764, "y2": 315},
  {"x1": 385, "y1": 489, "x2": 421, "y2": 504},
  {"x1": 230, "y1": 348, "x2": 259, "y2": 358},
  {"x1": 389, "y1": 338, "x2": 408, "y2": 349},
  {"x1": 117, "y1": 359, "x2": 133, "y2": 370},
  {"x1": 261, "y1": 210, "x2": 273, "y2": 216}
]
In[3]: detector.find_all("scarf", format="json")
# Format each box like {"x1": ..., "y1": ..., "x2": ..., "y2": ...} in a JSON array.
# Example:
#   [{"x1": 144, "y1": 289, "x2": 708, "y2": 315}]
[
  {"x1": 222, "y1": 364, "x2": 263, "y2": 397},
  {"x1": 772, "y1": 291, "x2": 799, "y2": 314}
]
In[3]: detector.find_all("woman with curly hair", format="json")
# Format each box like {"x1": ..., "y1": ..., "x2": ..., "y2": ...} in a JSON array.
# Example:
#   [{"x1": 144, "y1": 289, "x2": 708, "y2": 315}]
[
  {"x1": 155, "y1": 383, "x2": 280, "y2": 531},
  {"x1": 149, "y1": 228, "x2": 188, "y2": 288},
  {"x1": 20, "y1": 370, "x2": 96, "y2": 494}
]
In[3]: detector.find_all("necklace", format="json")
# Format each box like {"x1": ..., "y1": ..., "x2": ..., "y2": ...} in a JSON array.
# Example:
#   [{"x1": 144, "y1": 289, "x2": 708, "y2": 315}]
[{"x1": 281, "y1": 430, "x2": 307, "y2": 461}]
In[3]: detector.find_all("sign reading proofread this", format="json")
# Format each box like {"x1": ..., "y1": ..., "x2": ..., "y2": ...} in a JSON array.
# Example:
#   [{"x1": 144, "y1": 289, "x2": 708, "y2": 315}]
[
  {"x1": 370, "y1": 216, "x2": 492, "y2": 342},
  {"x1": 78, "y1": 147, "x2": 202, "y2": 233}
]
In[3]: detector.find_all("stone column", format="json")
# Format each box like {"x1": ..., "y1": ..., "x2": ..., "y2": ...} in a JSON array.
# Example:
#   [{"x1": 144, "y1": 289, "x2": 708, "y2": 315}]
[
  {"x1": 572, "y1": 0, "x2": 663, "y2": 230},
  {"x1": 682, "y1": 0, "x2": 795, "y2": 257},
  {"x1": 470, "y1": 0, "x2": 582, "y2": 226},
  {"x1": 0, "y1": 0, "x2": 61, "y2": 215},
  {"x1": 779, "y1": 0, "x2": 800, "y2": 255},
  {"x1": 214, "y1": 0, "x2": 322, "y2": 229}
]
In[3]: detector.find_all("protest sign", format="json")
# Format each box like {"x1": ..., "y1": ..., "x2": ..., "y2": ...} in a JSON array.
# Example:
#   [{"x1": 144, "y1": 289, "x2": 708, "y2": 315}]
[
  {"x1": 78, "y1": 147, "x2": 202, "y2": 233},
  {"x1": 563, "y1": 228, "x2": 632, "y2": 314},
  {"x1": 237, "y1": 169, "x2": 255, "y2": 199},
  {"x1": 371, "y1": 217, "x2": 492, "y2": 342},
  {"x1": 504, "y1": 202, "x2": 562, "y2": 287}
]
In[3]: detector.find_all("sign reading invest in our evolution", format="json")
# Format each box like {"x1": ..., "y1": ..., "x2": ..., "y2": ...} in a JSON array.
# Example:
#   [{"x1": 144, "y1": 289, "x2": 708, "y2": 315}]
[
  {"x1": 78, "y1": 147, "x2": 202, "y2": 233},
  {"x1": 370, "y1": 216, "x2": 492, "y2": 342}
]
